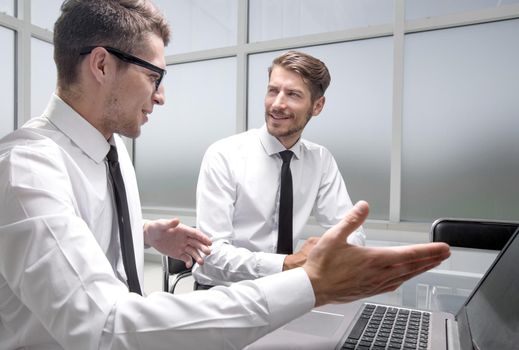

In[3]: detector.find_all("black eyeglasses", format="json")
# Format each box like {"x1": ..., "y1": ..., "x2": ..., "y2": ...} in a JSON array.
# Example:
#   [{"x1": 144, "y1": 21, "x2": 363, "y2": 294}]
[{"x1": 80, "y1": 46, "x2": 166, "y2": 91}]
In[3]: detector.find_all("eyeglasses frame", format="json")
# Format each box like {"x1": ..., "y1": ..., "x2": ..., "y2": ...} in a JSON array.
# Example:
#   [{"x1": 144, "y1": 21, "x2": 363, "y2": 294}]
[{"x1": 79, "y1": 46, "x2": 166, "y2": 91}]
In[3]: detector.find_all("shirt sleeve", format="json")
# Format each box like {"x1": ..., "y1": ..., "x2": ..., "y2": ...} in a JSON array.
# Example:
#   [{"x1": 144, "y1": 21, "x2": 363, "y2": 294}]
[
  {"x1": 0, "y1": 143, "x2": 315, "y2": 350},
  {"x1": 193, "y1": 146, "x2": 285, "y2": 286},
  {"x1": 312, "y1": 149, "x2": 366, "y2": 246}
]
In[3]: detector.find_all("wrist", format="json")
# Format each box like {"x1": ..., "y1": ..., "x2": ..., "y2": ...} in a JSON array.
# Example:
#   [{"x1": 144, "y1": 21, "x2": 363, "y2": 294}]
[
  {"x1": 143, "y1": 221, "x2": 151, "y2": 247},
  {"x1": 283, "y1": 253, "x2": 304, "y2": 271},
  {"x1": 303, "y1": 265, "x2": 325, "y2": 307}
]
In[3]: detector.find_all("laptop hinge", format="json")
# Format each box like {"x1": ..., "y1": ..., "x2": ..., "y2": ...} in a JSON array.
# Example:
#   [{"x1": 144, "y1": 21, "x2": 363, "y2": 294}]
[{"x1": 446, "y1": 319, "x2": 461, "y2": 350}]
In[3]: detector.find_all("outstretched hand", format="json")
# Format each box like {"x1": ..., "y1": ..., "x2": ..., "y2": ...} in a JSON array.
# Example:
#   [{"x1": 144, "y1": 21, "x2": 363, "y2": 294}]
[
  {"x1": 144, "y1": 219, "x2": 212, "y2": 268},
  {"x1": 303, "y1": 201, "x2": 451, "y2": 307}
]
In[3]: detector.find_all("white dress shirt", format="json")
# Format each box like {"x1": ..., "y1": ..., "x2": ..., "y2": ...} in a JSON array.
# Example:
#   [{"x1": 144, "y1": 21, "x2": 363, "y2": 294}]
[
  {"x1": 193, "y1": 125, "x2": 365, "y2": 286},
  {"x1": 0, "y1": 95, "x2": 315, "y2": 350}
]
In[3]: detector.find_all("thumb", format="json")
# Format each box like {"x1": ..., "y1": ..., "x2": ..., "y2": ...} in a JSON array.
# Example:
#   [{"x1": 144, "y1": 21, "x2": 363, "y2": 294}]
[
  {"x1": 321, "y1": 201, "x2": 369, "y2": 244},
  {"x1": 169, "y1": 218, "x2": 180, "y2": 228}
]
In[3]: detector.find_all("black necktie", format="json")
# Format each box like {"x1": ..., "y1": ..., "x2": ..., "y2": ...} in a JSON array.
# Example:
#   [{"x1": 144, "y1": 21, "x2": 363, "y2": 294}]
[
  {"x1": 277, "y1": 150, "x2": 293, "y2": 254},
  {"x1": 106, "y1": 145, "x2": 142, "y2": 295}
]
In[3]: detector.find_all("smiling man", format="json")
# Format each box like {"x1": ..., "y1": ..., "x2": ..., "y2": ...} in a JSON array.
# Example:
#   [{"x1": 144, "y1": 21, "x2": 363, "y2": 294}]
[{"x1": 193, "y1": 51, "x2": 365, "y2": 288}]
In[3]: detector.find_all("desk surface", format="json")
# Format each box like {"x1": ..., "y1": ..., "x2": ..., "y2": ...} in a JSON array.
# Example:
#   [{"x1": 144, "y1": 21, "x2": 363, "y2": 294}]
[{"x1": 247, "y1": 246, "x2": 498, "y2": 350}]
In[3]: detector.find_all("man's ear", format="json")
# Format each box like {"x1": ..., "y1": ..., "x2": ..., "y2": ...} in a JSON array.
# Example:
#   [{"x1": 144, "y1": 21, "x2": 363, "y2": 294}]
[
  {"x1": 312, "y1": 96, "x2": 325, "y2": 116},
  {"x1": 87, "y1": 47, "x2": 111, "y2": 85}
]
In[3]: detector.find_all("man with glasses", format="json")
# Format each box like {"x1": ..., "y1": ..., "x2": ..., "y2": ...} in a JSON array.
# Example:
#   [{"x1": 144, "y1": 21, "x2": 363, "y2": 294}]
[
  {"x1": 192, "y1": 51, "x2": 365, "y2": 289},
  {"x1": 0, "y1": 1, "x2": 450, "y2": 349}
]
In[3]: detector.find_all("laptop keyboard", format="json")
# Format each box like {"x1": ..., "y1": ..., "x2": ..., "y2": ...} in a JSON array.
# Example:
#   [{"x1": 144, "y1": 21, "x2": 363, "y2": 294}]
[{"x1": 341, "y1": 303, "x2": 430, "y2": 350}]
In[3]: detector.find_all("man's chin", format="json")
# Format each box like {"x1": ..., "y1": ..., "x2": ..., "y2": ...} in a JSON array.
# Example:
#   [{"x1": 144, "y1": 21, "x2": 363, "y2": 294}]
[
  {"x1": 266, "y1": 122, "x2": 291, "y2": 137},
  {"x1": 119, "y1": 128, "x2": 141, "y2": 139}
]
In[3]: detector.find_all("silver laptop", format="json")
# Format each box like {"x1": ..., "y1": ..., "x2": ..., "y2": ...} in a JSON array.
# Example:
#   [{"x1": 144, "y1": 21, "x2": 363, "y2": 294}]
[{"x1": 248, "y1": 227, "x2": 519, "y2": 350}]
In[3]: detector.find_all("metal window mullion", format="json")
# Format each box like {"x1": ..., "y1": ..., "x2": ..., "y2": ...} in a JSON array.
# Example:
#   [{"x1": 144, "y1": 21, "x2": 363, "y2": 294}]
[
  {"x1": 405, "y1": 3, "x2": 519, "y2": 34},
  {"x1": 236, "y1": 0, "x2": 248, "y2": 133},
  {"x1": 15, "y1": 0, "x2": 31, "y2": 128},
  {"x1": 389, "y1": 0, "x2": 405, "y2": 223}
]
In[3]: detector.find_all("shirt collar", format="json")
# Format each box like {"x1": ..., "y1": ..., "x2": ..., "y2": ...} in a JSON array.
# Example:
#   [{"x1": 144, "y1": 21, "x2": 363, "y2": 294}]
[
  {"x1": 259, "y1": 124, "x2": 302, "y2": 159},
  {"x1": 43, "y1": 94, "x2": 110, "y2": 164}
]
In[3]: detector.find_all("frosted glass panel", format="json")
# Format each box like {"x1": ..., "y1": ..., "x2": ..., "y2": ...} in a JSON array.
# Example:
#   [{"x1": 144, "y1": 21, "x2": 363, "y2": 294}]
[
  {"x1": 0, "y1": 26, "x2": 14, "y2": 138},
  {"x1": 406, "y1": 0, "x2": 519, "y2": 20},
  {"x1": 31, "y1": 0, "x2": 62, "y2": 31},
  {"x1": 31, "y1": 38, "x2": 56, "y2": 118},
  {"x1": 135, "y1": 58, "x2": 237, "y2": 209},
  {"x1": 402, "y1": 20, "x2": 519, "y2": 222},
  {"x1": 154, "y1": 0, "x2": 238, "y2": 56},
  {"x1": 248, "y1": 38, "x2": 393, "y2": 220},
  {"x1": 0, "y1": 0, "x2": 14, "y2": 16},
  {"x1": 249, "y1": 0, "x2": 393, "y2": 43}
]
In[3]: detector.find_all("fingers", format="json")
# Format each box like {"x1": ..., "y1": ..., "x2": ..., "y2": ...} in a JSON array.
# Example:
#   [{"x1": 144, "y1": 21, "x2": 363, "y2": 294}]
[
  {"x1": 184, "y1": 245, "x2": 204, "y2": 265},
  {"x1": 187, "y1": 237, "x2": 211, "y2": 255},
  {"x1": 387, "y1": 259, "x2": 443, "y2": 285},
  {"x1": 374, "y1": 260, "x2": 444, "y2": 296},
  {"x1": 320, "y1": 200, "x2": 369, "y2": 244},
  {"x1": 179, "y1": 253, "x2": 193, "y2": 269},
  {"x1": 382, "y1": 243, "x2": 450, "y2": 266},
  {"x1": 173, "y1": 224, "x2": 212, "y2": 246},
  {"x1": 189, "y1": 228, "x2": 212, "y2": 247},
  {"x1": 371, "y1": 255, "x2": 447, "y2": 296},
  {"x1": 179, "y1": 245, "x2": 206, "y2": 268}
]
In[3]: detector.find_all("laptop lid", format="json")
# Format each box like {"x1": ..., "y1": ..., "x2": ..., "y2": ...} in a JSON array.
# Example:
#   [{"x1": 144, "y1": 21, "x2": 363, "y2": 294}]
[{"x1": 456, "y1": 227, "x2": 519, "y2": 350}]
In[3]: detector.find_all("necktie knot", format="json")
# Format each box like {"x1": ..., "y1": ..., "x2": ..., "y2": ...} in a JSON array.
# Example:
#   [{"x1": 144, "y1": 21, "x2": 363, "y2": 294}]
[
  {"x1": 107, "y1": 145, "x2": 118, "y2": 163},
  {"x1": 279, "y1": 150, "x2": 293, "y2": 164}
]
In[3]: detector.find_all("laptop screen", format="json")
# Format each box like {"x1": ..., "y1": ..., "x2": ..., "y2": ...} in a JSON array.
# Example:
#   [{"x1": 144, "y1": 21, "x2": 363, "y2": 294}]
[{"x1": 457, "y1": 227, "x2": 519, "y2": 349}]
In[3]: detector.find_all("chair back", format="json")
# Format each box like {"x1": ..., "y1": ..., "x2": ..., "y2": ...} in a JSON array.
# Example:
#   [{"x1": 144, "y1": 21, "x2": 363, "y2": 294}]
[
  {"x1": 162, "y1": 256, "x2": 193, "y2": 293},
  {"x1": 431, "y1": 218, "x2": 519, "y2": 250}
]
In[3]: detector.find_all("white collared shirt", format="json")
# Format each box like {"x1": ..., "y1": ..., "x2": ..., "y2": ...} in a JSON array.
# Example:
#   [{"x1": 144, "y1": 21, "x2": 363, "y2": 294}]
[
  {"x1": 193, "y1": 125, "x2": 365, "y2": 286},
  {"x1": 0, "y1": 95, "x2": 315, "y2": 349}
]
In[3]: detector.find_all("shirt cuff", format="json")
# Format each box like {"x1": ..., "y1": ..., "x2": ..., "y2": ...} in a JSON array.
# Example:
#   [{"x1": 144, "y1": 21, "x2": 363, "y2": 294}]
[
  {"x1": 257, "y1": 251, "x2": 286, "y2": 275},
  {"x1": 347, "y1": 230, "x2": 366, "y2": 246},
  {"x1": 254, "y1": 267, "x2": 315, "y2": 330}
]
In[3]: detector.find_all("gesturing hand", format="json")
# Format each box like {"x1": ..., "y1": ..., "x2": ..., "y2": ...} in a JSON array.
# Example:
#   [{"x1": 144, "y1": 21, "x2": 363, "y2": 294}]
[
  {"x1": 144, "y1": 219, "x2": 212, "y2": 268},
  {"x1": 303, "y1": 201, "x2": 451, "y2": 307}
]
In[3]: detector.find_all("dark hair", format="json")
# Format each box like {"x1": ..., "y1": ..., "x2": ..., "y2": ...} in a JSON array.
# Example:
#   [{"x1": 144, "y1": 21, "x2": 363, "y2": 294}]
[
  {"x1": 268, "y1": 50, "x2": 331, "y2": 102},
  {"x1": 54, "y1": 0, "x2": 170, "y2": 87}
]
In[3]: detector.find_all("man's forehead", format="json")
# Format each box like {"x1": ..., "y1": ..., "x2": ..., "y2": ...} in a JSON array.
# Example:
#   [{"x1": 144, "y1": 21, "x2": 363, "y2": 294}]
[
  {"x1": 137, "y1": 33, "x2": 166, "y2": 68},
  {"x1": 268, "y1": 68, "x2": 310, "y2": 93}
]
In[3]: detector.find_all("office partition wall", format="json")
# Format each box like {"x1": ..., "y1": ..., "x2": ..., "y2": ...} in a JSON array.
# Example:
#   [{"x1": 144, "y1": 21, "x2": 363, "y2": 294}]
[
  {"x1": 248, "y1": 0, "x2": 393, "y2": 42},
  {"x1": 401, "y1": 19, "x2": 519, "y2": 222},
  {"x1": 135, "y1": 58, "x2": 237, "y2": 209},
  {"x1": 0, "y1": 1, "x2": 13, "y2": 16},
  {"x1": 156, "y1": 0, "x2": 238, "y2": 56},
  {"x1": 30, "y1": 0, "x2": 61, "y2": 31}
]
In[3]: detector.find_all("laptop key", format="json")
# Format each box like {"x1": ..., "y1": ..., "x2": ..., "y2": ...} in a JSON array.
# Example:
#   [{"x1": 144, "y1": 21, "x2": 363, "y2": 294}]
[{"x1": 348, "y1": 315, "x2": 370, "y2": 340}]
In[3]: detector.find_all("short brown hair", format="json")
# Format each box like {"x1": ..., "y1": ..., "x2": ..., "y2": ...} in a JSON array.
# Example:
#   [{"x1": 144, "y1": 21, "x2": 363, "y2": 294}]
[
  {"x1": 268, "y1": 51, "x2": 331, "y2": 102},
  {"x1": 54, "y1": 0, "x2": 170, "y2": 88}
]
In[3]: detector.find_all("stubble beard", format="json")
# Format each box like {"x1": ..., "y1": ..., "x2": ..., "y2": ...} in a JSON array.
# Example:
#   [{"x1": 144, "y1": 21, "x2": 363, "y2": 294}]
[
  {"x1": 103, "y1": 93, "x2": 141, "y2": 139},
  {"x1": 264, "y1": 107, "x2": 313, "y2": 140}
]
